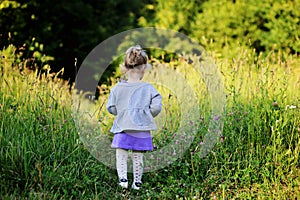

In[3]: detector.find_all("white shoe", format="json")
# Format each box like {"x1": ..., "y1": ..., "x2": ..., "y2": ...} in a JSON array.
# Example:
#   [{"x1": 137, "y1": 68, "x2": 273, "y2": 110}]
[
  {"x1": 131, "y1": 182, "x2": 142, "y2": 190},
  {"x1": 119, "y1": 179, "x2": 128, "y2": 189}
]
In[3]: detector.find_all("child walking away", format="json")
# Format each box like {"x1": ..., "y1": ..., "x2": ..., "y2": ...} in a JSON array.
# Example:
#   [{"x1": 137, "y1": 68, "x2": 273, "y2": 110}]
[{"x1": 106, "y1": 45, "x2": 162, "y2": 190}]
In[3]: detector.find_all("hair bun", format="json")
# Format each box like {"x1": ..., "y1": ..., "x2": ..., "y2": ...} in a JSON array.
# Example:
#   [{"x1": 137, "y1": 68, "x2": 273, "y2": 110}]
[{"x1": 124, "y1": 45, "x2": 148, "y2": 69}]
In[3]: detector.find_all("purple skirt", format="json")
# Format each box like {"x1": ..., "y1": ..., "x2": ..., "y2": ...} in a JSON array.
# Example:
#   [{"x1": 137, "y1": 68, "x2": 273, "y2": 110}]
[{"x1": 111, "y1": 131, "x2": 153, "y2": 151}]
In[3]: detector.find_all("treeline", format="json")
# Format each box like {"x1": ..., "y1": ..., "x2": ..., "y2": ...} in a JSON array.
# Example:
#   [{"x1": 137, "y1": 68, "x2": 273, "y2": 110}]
[
  {"x1": 1, "y1": 0, "x2": 299, "y2": 82},
  {"x1": 141, "y1": 0, "x2": 300, "y2": 56},
  {"x1": 0, "y1": 0, "x2": 151, "y2": 82}
]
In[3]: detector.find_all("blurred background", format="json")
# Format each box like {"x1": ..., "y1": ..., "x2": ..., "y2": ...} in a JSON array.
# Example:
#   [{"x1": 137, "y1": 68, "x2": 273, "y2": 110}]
[{"x1": 1, "y1": 0, "x2": 299, "y2": 83}]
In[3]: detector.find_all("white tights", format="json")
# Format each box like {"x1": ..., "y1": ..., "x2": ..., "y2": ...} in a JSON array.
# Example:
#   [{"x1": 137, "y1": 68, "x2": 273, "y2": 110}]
[{"x1": 116, "y1": 148, "x2": 143, "y2": 184}]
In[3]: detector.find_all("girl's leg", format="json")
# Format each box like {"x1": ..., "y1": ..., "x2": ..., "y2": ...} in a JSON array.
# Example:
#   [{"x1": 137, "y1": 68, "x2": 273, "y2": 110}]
[
  {"x1": 116, "y1": 148, "x2": 128, "y2": 188},
  {"x1": 132, "y1": 151, "x2": 143, "y2": 190}
]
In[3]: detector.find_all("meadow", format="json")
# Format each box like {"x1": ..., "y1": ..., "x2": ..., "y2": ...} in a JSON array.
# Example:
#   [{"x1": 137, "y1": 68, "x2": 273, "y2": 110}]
[{"x1": 1, "y1": 44, "x2": 300, "y2": 199}]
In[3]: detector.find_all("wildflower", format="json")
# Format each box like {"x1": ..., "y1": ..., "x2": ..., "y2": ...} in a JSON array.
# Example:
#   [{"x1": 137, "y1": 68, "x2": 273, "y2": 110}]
[
  {"x1": 199, "y1": 142, "x2": 204, "y2": 145},
  {"x1": 172, "y1": 152, "x2": 176, "y2": 156},
  {"x1": 286, "y1": 105, "x2": 297, "y2": 109},
  {"x1": 159, "y1": 149, "x2": 163, "y2": 154},
  {"x1": 228, "y1": 112, "x2": 234, "y2": 116},
  {"x1": 220, "y1": 135, "x2": 225, "y2": 143},
  {"x1": 273, "y1": 101, "x2": 278, "y2": 107},
  {"x1": 150, "y1": 154, "x2": 154, "y2": 159},
  {"x1": 213, "y1": 115, "x2": 220, "y2": 121},
  {"x1": 144, "y1": 167, "x2": 150, "y2": 171},
  {"x1": 289, "y1": 105, "x2": 297, "y2": 109},
  {"x1": 153, "y1": 146, "x2": 158, "y2": 150}
]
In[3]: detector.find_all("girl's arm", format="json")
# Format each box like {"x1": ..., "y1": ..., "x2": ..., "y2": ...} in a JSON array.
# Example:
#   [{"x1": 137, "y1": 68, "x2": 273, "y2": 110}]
[
  {"x1": 106, "y1": 91, "x2": 117, "y2": 115},
  {"x1": 150, "y1": 91, "x2": 162, "y2": 117}
]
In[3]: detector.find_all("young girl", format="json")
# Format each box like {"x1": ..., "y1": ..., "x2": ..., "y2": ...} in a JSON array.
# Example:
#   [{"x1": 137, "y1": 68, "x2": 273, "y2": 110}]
[{"x1": 106, "y1": 45, "x2": 162, "y2": 190}]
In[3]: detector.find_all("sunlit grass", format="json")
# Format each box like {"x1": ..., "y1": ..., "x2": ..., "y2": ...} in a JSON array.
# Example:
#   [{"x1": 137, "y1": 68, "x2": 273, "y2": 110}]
[{"x1": 1, "y1": 44, "x2": 300, "y2": 199}]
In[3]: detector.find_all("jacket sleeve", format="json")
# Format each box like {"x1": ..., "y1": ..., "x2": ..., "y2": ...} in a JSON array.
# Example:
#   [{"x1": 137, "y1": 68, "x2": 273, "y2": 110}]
[
  {"x1": 106, "y1": 90, "x2": 117, "y2": 115},
  {"x1": 150, "y1": 88, "x2": 162, "y2": 117}
]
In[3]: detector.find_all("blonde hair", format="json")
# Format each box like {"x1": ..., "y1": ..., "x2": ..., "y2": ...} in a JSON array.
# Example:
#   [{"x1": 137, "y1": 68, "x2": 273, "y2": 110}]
[{"x1": 124, "y1": 45, "x2": 148, "y2": 69}]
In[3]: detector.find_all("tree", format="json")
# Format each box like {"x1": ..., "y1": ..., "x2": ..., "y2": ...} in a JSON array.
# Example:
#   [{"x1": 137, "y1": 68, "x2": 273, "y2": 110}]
[
  {"x1": 0, "y1": 0, "x2": 149, "y2": 82},
  {"x1": 191, "y1": 0, "x2": 300, "y2": 55},
  {"x1": 138, "y1": 0, "x2": 300, "y2": 57}
]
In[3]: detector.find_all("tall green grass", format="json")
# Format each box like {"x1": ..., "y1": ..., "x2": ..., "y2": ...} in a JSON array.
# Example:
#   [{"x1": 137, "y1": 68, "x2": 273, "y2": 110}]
[{"x1": 1, "y1": 44, "x2": 300, "y2": 199}]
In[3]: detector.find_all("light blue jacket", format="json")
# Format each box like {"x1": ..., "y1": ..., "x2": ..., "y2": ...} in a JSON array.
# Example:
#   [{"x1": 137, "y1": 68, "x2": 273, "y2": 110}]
[{"x1": 106, "y1": 81, "x2": 162, "y2": 133}]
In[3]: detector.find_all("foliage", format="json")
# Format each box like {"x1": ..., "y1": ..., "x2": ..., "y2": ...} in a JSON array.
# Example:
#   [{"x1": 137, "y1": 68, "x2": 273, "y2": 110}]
[
  {"x1": 140, "y1": 0, "x2": 300, "y2": 57},
  {"x1": 1, "y1": 0, "x2": 300, "y2": 83},
  {"x1": 0, "y1": 0, "x2": 149, "y2": 81},
  {"x1": 138, "y1": 0, "x2": 207, "y2": 35}
]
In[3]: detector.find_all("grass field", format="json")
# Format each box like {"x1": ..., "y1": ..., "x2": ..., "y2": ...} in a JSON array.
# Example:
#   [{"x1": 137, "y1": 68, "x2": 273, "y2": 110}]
[{"x1": 1, "y1": 44, "x2": 300, "y2": 199}]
